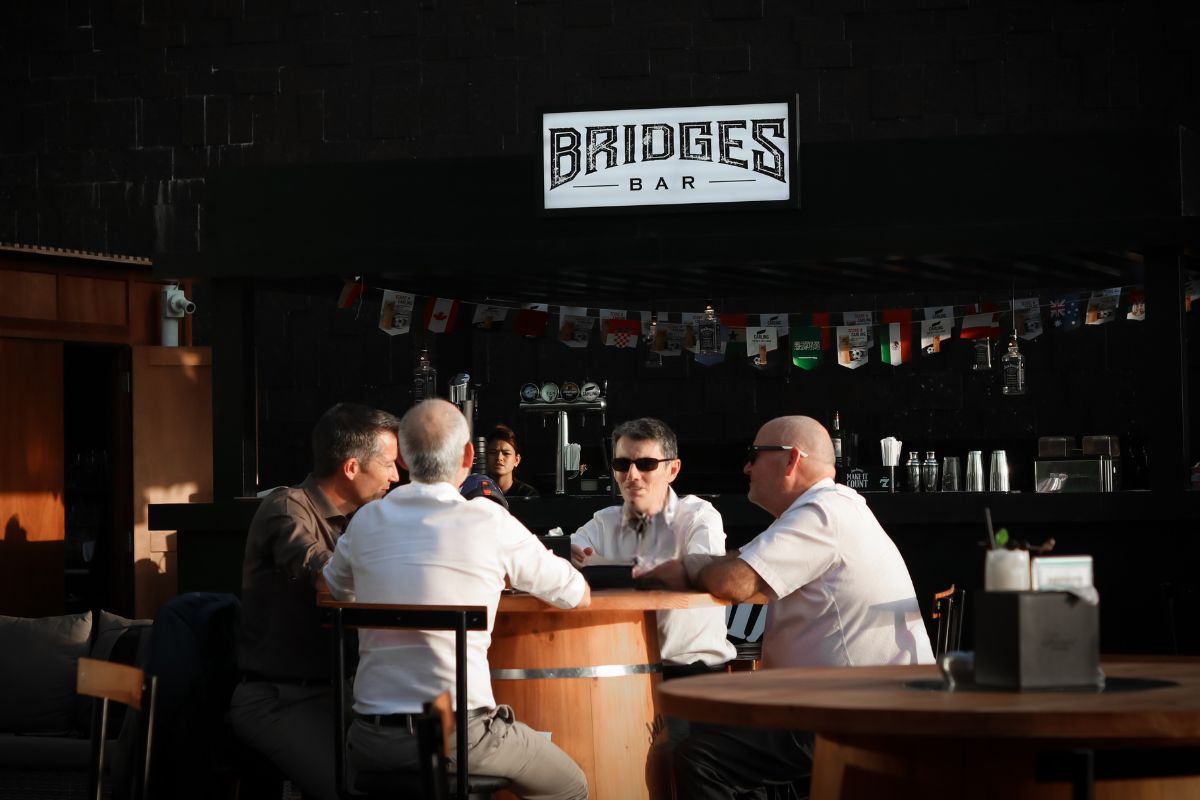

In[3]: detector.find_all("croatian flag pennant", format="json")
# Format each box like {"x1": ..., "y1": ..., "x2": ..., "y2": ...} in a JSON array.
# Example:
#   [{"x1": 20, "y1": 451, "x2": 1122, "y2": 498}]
[
  {"x1": 836, "y1": 325, "x2": 870, "y2": 369},
  {"x1": 1126, "y1": 290, "x2": 1146, "y2": 322},
  {"x1": 843, "y1": 310, "x2": 875, "y2": 347},
  {"x1": 604, "y1": 318, "x2": 641, "y2": 348},
  {"x1": 424, "y1": 297, "x2": 459, "y2": 333},
  {"x1": 1014, "y1": 298, "x2": 1043, "y2": 340},
  {"x1": 472, "y1": 304, "x2": 508, "y2": 330},
  {"x1": 1049, "y1": 296, "x2": 1083, "y2": 332},
  {"x1": 959, "y1": 304, "x2": 999, "y2": 339},
  {"x1": 1085, "y1": 288, "x2": 1122, "y2": 325},
  {"x1": 558, "y1": 307, "x2": 594, "y2": 347},
  {"x1": 378, "y1": 290, "x2": 415, "y2": 336},
  {"x1": 513, "y1": 304, "x2": 550, "y2": 338},
  {"x1": 878, "y1": 308, "x2": 912, "y2": 366}
]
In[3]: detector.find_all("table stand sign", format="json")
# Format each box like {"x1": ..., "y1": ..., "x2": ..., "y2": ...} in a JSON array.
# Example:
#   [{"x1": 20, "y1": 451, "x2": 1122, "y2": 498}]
[{"x1": 973, "y1": 590, "x2": 1100, "y2": 690}]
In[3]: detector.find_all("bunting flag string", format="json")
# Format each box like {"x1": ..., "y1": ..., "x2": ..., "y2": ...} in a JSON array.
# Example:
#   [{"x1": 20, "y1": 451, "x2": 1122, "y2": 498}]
[{"x1": 341, "y1": 277, "x2": 1192, "y2": 371}]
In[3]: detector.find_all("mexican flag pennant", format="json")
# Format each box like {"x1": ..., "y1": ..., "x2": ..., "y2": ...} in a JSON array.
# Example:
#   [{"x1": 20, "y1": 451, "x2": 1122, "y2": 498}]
[
  {"x1": 337, "y1": 278, "x2": 363, "y2": 309},
  {"x1": 472, "y1": 304, "x2": 508, "y2": 330},
  {"x1": 604, "y1": 318, "x2": 640, "y2": 348},
  {"x1": 558, "y1": 307, "x2": 593, "y2": 347},
  {"x1": 921, "y1": 318, "x2": 952, "y2": 354},
  {"x1": 878, "y1": 309, "x2": 912, "y2": 366},
  {"x1": 1085, "y1": 288, "x2": 1122, "y2": 325},
  {"x1": 959, "y1": 303, "x2": 998, "y2": 339},
  {"x1": 378, "y1": 290, "x2": 414, "y2": 336},
  {"x1": 1126, "y1": 291, "x2": 1145, "y2": 322},
  {"x1": 1185, "y1": 272, "x2": 1200, "y2": 312},
  {"x1": 1049, "y1": 296, "x2": 1083, "y2": 331},
  {"x1": 1014, "y1": 298, "x2": 1043, "y2": 340},
  {"x1": 513, "y1": 304, "x2": 550, "y2": 338},
  {"x1": 843, "y1": 310, "x2": 875, "y2": 347},
  {"x1": 836, "y1": 325, "x2": 869, "y2": 369},
  {"x1": 424, "y1": 297, "x2": 460, "y2": 333},
  {"x1": 791, "y1": 325, "x2": 823, "y2": 370}
]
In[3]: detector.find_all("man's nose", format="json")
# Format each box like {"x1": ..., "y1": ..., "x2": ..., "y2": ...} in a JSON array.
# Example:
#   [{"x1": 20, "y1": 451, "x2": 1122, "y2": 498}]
[{"x1": 742, "y1": 460, "x2": 753, "y2": 476}]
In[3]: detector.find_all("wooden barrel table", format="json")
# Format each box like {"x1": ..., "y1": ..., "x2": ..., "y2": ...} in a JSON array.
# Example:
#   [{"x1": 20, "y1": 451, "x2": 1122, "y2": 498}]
[{"x1": 490, "y1": 589, "x2": 725, "y2": 800}]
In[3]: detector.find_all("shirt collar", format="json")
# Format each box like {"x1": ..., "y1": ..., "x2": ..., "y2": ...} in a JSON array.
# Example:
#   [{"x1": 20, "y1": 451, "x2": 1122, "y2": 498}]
[
  {"x1": 300, "y1": 474, "x2": 346, "y2": 521},
  {"x1": 393, "y1": 480, "x2": 466, "y2": 502},
  {"x1": 623, "y1": 486, "x2": 679, "y2": 531},
  {"x1": 784, "y1": 477, "x2": 836, "y2": 515}
]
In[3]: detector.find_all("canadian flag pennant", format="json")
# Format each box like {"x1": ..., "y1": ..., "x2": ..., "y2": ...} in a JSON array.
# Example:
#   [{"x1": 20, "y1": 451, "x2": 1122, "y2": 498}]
[
  {"x1": 959, "y1": 303, "x2": 999, "y2": 339},
  {"x1": 1126, "y1": 291, "x2": 1146, "y2": 322},
  {"x1": 379, "y1": 290, "x2": 415, "y2": 336},
  {"x1": 878, "y1": 308, "x2": 912, "y2": 366},
  {"x1": 604, "y1": 318, "x2": 641, "y2": 348},
  {"x1": 836, "y1": 325, "x2": 869, "y2": 369},
  {"x1": 424, "y1": 297, "x2": 459, "y2": 333},
  {"x1": 1014, "y1": 298, "x2": 1043, "y2": 340},
  {"x1": 1085, "y1": 288, "x2": 1122, "y2": 325}
]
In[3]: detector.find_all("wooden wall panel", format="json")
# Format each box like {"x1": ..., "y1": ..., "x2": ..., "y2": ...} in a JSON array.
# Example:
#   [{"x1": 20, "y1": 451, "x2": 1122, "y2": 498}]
[
  {"x1": 131, "y1": 346, "x2": 213, "y2": 618},
  {"x1": 0, "y1": 270, "x2": 57, "y2": 320},
  {"x1": 59, "y1": 275, "x2": 128, "y2": 326},
  {"x1": 0, "y1": 339, "x2": 65, "y2": 616}
]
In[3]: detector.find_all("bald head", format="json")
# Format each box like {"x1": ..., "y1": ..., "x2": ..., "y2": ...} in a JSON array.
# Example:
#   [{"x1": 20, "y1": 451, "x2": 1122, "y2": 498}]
[
  {"x1": 762, "y1": 415, "x2": 837, "y2": 468},
  {"x1": 398, "y1": 399, "x2": 471, "y2": 484}
]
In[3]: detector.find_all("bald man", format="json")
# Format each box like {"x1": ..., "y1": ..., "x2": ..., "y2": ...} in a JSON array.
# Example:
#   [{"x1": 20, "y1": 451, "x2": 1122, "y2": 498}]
[
  {"x1": 323, "y1": 400, "x2": 590, "y2": 800},
  {"x1": 643, "y1": 415, "x2": 931, "y2": 799}
]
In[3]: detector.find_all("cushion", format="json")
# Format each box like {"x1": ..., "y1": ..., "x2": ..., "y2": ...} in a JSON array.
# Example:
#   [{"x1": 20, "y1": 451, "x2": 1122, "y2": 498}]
[
  {"x1": 91, "y1": 610, "x2": 152, "y2": 665},
  {"x1": 0, "y1": 611, "x2": 92, "y2": 734}
]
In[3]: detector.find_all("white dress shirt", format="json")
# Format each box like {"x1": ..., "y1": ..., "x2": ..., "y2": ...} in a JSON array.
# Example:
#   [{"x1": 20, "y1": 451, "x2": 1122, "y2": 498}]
[
  {"x1": 323, "y1": 481, "x2": 587, "y2": 713},
  {"x1": 572, "y1": 489, "x2": 736, "y2": 666},
  {"x1": 739, "y1": 478, "x2": 934, "y2": 669}
]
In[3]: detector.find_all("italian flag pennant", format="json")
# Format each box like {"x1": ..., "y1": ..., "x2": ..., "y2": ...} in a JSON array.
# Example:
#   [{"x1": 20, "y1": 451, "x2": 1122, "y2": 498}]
[
  {"x1": 836, "y1": 325, "x2": 869, "y2": 369},
  {"x1": 959, "y1": 303, "x2": 999, "y2": 339},
  {"x1": 424, "y1": 297, "x2": 460, "y2": 333},
  {"x1": 878, "y1": 309, "x2": 912, "y2": 366}
]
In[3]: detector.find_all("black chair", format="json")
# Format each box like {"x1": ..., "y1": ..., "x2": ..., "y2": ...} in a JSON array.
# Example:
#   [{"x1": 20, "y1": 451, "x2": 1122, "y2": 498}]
[
  {"x1": 931, "y1": 584, "x2": 966, "y2": 658},
  {"x1": 76, "y1": 656, "x2": 158, "y2": 800},
  {"x1": 330, "y1": 603, "x2": 511, "y2": 800}
]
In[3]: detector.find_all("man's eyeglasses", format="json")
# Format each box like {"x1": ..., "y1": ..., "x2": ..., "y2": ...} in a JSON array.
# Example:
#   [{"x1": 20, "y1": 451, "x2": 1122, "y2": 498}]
[
  {"x1": 611, "y1": 457, "x2": 675, "y2": 473},
  {"x1": 745, "y1": 445, "x2": 807, "y2": 465}
]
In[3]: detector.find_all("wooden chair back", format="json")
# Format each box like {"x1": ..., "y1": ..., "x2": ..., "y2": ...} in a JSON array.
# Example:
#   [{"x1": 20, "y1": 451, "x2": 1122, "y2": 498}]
[{"x1": 76, "y1": 656, "x2": 158, "y2": 800}]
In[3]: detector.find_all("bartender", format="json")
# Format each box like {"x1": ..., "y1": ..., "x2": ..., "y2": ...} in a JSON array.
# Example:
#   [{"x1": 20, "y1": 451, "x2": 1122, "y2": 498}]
[{"x1": 484, "y1": 423, "x2": 540, "y2": 497}]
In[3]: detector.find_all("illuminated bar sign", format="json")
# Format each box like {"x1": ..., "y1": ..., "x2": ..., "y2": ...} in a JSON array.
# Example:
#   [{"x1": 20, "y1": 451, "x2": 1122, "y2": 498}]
[{"x1": 542, "y1": 98, "x2": 798, "y2": 212}]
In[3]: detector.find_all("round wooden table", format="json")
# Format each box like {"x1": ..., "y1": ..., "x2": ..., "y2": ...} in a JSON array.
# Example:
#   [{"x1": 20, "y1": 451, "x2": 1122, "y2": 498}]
[
  {"x1": 657, "y1": 660, "x2": 1200, "y2": 800},
  {"x1": 490, "y1": 589, "x2": 724, "y2": 800}
]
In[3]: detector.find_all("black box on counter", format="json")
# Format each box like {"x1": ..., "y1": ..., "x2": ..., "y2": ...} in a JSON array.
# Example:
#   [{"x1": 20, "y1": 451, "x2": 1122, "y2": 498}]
[
  {"x1": 843, "y1": 466, "x2": 896, "y2": 493},
  {"x1": 973, "y1": 590, "x2": 1100, "y2": 690}
]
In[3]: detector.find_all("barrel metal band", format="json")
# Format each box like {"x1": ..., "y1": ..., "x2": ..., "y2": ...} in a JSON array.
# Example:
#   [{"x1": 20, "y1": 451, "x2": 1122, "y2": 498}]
[{"x1": 491, "y1": 663, "x2": 662, "y2": 680}]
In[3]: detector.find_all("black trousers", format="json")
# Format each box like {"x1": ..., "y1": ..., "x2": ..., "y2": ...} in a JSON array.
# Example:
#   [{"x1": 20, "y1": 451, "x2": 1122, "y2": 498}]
[{"x1": 674, "y1": 724, "x2": 814, "y2": 800}]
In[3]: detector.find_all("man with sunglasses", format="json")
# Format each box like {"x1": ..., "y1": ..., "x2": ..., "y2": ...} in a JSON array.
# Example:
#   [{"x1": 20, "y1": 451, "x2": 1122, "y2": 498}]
[
  {"x1": 570, "y1": 417, "x2": 736, "y2": 678},
  {"x1": 641, "y1": 415, "x2": 931, "y2": 799}
]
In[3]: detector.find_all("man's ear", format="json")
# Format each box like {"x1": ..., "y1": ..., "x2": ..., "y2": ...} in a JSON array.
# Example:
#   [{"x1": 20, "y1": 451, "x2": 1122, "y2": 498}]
[
  {"x1": 666, "y1": 458, "x2": 681, "y2": 484},
  {"x1": 784, "y1": 448, "x2": 803, "y2": 475},
  {"x1": 342, "y1": 457, "x2": 360, "y2": 481},
  {"x1": 397, "y1": 453, "x2": 410, "y2": 472},
  {"x1": 461, "y1": 441, "x2": 475, "y2": 470}
]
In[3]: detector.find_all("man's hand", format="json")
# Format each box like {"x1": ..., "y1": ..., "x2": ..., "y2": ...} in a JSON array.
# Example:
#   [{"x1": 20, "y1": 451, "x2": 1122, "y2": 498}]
[
  {"x1": 570, "y1": 544, "x2": 593, "y2": 568},
  {"x1": 635, "y1": 558, "x2": 690, "y2": 591}
]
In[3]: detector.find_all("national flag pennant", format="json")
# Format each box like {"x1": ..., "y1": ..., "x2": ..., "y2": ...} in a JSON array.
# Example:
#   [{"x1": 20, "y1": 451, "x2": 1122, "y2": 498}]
[
  {"x1": 721, "y1": 313, "x2": 749, "y2": 362},
  {"x1": 959, "y1": 303, "x2": 999, "y2": 339},
  {"x1": 878, "y1": 309, "x2": 912, "y2": 366},
  {"x1": 513, "y1": 304, "x2": 550, "y2": 338},
  {"x1": 1049, "y1": 296, "x2": 1082, "y2": 331},
  {"x1": 604, "y1": 318, "x2": 641, "y2": 348},
  {"x1": 336, "y1": 278, "x2": 363, "y2": 309},
  {"x1": 424, "y1": 297, "x2": 460, "y2": 333}
]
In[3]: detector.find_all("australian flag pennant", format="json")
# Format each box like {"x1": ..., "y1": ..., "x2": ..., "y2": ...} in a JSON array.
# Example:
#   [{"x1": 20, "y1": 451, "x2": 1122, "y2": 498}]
[{"x1": 1049, "y1": 296, "x2": 1083, "y2": 332}]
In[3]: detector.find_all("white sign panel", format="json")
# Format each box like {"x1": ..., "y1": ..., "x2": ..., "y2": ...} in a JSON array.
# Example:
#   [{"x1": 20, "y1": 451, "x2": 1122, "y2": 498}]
[{"x1": 542, "y1": 101, "x2": 795, "y2": 210}]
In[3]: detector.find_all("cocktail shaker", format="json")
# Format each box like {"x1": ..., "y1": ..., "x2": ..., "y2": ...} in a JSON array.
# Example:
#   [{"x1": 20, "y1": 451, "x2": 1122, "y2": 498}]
[
  {"x1": 921, "y1": 451, "x2": 939, "y2": 493},
  {"x1": 989, "y1": 450, "x2": 1010, "y2": 492},
  {"x1": 966, "y1": 450, "x2": 984, "y2": 492},
  {"x1": 905, "y1": 451, "x2": 922, "y2": 492}
]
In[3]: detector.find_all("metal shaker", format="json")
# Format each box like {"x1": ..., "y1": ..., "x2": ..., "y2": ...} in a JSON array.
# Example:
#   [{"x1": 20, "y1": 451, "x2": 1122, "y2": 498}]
[
  {"x1": 966, "y1": 450, "x2": 984, "y2": 492},
  {"x1": 905, "y1": 451, "x2": 922, "y2": 492},
  {"x1": 921, "y1": 451, "x2": 939, "y2": 493},
  {"x1": 988, "y1": 450, "x2": 1010, "y2": 492}
]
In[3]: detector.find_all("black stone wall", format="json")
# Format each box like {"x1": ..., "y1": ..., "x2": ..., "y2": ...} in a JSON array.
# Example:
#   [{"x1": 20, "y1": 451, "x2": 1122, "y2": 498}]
[{"x1": 2, "y1": 1, "x2": 1199, "y2": 257}]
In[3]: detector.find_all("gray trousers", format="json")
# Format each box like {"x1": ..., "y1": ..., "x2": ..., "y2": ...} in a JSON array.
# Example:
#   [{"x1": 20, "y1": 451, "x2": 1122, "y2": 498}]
[
  {"x1": 674, "y1": 724, "x2": 814, "y2": 800},
  {"x1": 228, "y1": 680, "x2": 340, "y2": 800},
  {"x1": 349, "y1": 704, "x2": 588, "y2": 800}
]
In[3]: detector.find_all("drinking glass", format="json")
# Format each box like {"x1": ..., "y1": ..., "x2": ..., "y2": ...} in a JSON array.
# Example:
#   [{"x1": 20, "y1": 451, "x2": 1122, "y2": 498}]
[{"x1": 941, "y1": 456, "x2": 961, "y2": 492}]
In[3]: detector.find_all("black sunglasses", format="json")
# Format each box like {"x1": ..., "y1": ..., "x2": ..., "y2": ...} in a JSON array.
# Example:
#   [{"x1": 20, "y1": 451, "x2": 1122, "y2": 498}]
[
  {"x1": 745, "y1": 445, "x2": 803, "y2": 465},
  {"x1": 611, "y1": 457, "x2": 675, "y2": 473}
]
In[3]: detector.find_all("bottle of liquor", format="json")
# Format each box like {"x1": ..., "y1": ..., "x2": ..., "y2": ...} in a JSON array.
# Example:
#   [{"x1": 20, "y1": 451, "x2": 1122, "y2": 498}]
[
  {"x1": 412, "y1": 349, "x2": 437, "y2": 402},
  {"x1": 831, "y1": 411, "x2": 844, "y2": 475},
  {"x1": 1000, "y1": 334, "x2": 1026, "y2": 396}
]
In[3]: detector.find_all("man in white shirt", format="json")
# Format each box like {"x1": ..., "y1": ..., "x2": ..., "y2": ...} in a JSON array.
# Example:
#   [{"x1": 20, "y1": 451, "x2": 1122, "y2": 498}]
[
  {"x1": 570, "y1": 417, "x2": 735, "y2": 677},
  {"x1": 323, "y1": 399, "x2": 591, "y2": 800},
  {"x1": 642, "y1": 415, "x2": 932, "y2": 799}
]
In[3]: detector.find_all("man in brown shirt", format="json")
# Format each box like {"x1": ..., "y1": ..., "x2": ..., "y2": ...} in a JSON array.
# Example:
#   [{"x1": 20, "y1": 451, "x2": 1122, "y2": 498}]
[{"x1": 229, "y1": 402, "x2": 399, "y2": 800}]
